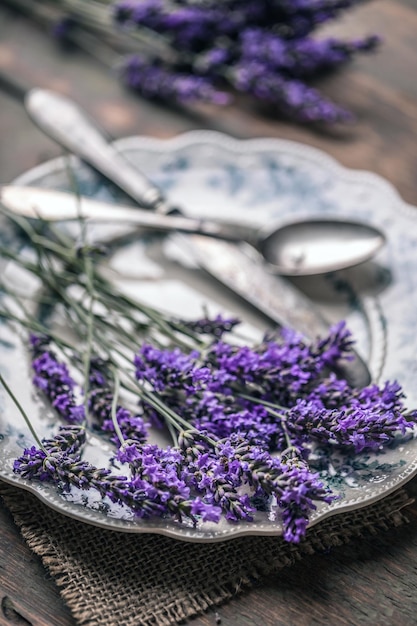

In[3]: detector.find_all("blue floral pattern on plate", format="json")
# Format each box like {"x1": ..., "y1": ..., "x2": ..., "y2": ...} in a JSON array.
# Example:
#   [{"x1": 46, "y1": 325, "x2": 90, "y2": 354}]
[{"x1": 1, "y1": 131, "x2": 417, "y2": 542}]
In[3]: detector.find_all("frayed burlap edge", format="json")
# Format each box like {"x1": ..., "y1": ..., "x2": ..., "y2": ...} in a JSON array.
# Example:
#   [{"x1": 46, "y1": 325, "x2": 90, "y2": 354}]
[{"x1": 0, "y1": 482, "x2": 412, "y2": 626}]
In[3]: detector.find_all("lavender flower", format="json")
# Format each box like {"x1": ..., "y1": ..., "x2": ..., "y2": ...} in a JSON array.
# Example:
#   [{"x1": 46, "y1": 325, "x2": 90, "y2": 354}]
[
  {"x1": 88, "y1": 358, "x2": 148, "y2": 445},
  {"x1": 240, "y1": 444, "x2": 334, "y2": 542},
  {"x1": 132, "y1": 321, "x2": 417, "y2": 460},
  {"x1": 179, "y1": 433, "x2": 258, "y2": 522},
  {"x1": 51, "y1": 16, "x2": 77, "y2": 41},
  {"x1": 13, "y1": 425, "x2": 86, "y2": 479},
  {"x1": 192, "y1": 393, "x2": 278, "y2": 448},
  {"x1": 114, "y1": 1, "x2": 240, "y2": 50},
  {"x1": 313, "y1": 320, "x2": 354, "y2": 367},
  {"x1": 15, "y1": 445, "x2": 144, "y2": 512},
  {"x1": 230, "y1": 60, "x2": 353, "y2": 123},
  {"x1": 112, "y1": 0, "x2": 376, "y2": 123},
  {"x1": 134, "y1": 344, "x2": 210, "y2": 393},
  {"x1": 171, "y1": 313, "x2": 241, "y2": 338},
  {"x1": 205, "y1": 321, "x2": 353, "y2": 400},
  {"x1": 117, "y1": 440, "x2": 222, "y2": 522},
  {"x1": 303, "y1": 372, "x2": 354, "y2": 408},
  {"x1": 286, "y1": 394, "x2": 413, "y2": 453},
  {"x1": 42, "y1": 425, "x2": 86, "y2": 456},
  {"x1": 180, "y1": 432, "x2": 334, "y2": 540},
  {"x1": 121, "y1": 54, "x2": 230, "y2": 105},
  {"x1": 258, "y1": 0, "x2": 370, "y2": 39},
  {"x1": 113, "y1": 0, "x2": 368, "y2": 44},
  {"x1": 15, "y1": 433, "x2": 221, "y2": 524},
  {"x1": 239, "y1": 29, "x2": 380, "y2": 77},
  {"x1": 30, "y1": 334, "x2": 85, "y2": 424}
]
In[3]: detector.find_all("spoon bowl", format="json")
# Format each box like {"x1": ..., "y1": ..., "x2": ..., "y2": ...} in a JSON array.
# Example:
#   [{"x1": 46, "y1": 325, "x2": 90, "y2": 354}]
[
  {"x1": 0, "y1": 185, "x2": 385, "y2": 276},
  {"x1": 258, "y1": 218, "x2": 386, "y2": 275}
]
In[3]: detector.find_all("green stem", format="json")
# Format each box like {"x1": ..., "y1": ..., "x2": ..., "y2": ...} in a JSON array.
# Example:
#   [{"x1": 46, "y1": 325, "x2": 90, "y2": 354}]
[
  {"x1": 110, "y1": 368, "x2": 125, "y2": 447},
  {"x1": 237, "y1": 392, "x2": 288, "y2": 413},
  {"x1": 0, "y1": 299, "x2": 75, "y2": 353},
  {"x1": 165, "y1": 420, "x2": 178, "y2": 447},
  {"x1": 82, "y1": 287, "x2": 95, "y2": 424},
  {"x1": 0, "y1": 211, "x2": 207, "y2": 352},
  {"x1": 0, "y1": 374, "x2": 46, "y2": 452},
  {"x1": 0, "y1": 208, "x2": 76, "y2": 263}
]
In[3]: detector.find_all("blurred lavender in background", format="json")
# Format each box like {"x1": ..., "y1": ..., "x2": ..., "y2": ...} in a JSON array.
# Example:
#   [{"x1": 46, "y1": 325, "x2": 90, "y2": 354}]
[
  {"x1": 112, "y1": 0, "x2": 379, "y2": 122},
  {"x1": 3, "y1": 0, "x2": 380, "y2": 123}
]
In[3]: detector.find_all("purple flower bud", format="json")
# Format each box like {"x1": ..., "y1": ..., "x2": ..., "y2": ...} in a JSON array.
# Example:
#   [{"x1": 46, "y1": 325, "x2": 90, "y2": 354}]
[
  {"x1": 30, "y1": 336, "x2": 85, "y2": 425},
  {"x1": 121, "y1": 54, "x2": 230, "y2": 105}
]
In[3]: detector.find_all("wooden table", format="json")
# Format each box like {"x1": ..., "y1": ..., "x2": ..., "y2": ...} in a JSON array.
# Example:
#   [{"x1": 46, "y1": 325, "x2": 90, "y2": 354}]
[{"x1": 0, "y1": 2, "x2": 417, "y2": 624}]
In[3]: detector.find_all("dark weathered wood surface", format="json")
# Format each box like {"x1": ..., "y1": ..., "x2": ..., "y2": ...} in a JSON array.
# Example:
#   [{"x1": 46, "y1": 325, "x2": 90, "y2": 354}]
[{"x1": 0, "y1": 2, "x2": 417, "y2": 624}]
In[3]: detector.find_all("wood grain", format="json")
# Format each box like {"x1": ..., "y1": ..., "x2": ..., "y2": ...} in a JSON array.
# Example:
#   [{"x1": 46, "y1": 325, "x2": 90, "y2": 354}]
[
  {"x1": 0, "y1": 503, "x2": 74, "y2": 626},
  {"x1": 0, "y1": 1, "x2": 416, "y2": 624}
]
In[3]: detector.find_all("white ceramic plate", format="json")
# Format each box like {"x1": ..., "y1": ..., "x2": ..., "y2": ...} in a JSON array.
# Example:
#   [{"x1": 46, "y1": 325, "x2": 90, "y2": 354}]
[{"x1": 1, "y1": 131, "x2": 417, "y2": 542}]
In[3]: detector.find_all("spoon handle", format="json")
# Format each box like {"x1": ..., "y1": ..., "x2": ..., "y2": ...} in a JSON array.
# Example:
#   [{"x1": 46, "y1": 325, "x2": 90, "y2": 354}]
[
  {"x1": 25, "y1": 89, "x2": 172, "y2": 213},
  {"x1": 0, "y1": 185, "x2": 258, "y2": 242}
]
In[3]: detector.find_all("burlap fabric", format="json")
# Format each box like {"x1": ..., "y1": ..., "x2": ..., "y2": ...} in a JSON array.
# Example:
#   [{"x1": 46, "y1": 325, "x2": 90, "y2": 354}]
[{"x1": 0, "y1": 482, "x2": 412, "y2": 626}]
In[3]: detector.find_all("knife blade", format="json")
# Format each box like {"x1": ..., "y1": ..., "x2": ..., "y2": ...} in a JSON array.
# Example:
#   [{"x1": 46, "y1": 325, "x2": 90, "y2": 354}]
[{"x1": 3, "y1": 87, "x2": 370, "y2": 387}]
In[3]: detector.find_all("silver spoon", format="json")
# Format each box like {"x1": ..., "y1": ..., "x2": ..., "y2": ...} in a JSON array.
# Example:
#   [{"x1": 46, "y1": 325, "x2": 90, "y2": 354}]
[{"x1": 0, "y1": 185, "x2": 385, "y2": 276}]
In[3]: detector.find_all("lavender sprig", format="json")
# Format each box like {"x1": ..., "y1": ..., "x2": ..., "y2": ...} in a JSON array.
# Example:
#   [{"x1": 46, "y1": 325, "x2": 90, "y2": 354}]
[
  {"x1": 88, "y1": 357, "x2": 148, "y2": 445},
  {"x1": 30, "y1": 334, "x2": 85, "y2": 425},
  {"x1": 29, "y1": 335, "x2": 149, "y2": 446},
  {"x1": 121, "y1": 54, "x2": 230, "y2": 105},
  {"x1": 14, "y1": 432, "x2": 222, "y2": 524},
  {"x1": 238, "y1": 30, "x2": 380, "y2": 77},
  {"x1": 132, "y1": 323, "x2": 417, "y2": 457},
  {"x1": 179, "y1": 432, "x2": 334, "y2": 541},
  {"x1": 112, "y1": 0, "x2": 379, "y2": 123},
  {"x1": 7, "y1": 0, "x2": 379, "y2": 123},
  {"x1": 170, "y1": 313, "x2": 241, "y2": 339},
  {"x1": 14, "y1": 425, "x2": 87, "y2": 481},
  {"x1": 113, "y1": 0, "x2": 368, "y2": 45},
  {"x1": 230, "y1": 61, "x2": 353, "y2": 123}
]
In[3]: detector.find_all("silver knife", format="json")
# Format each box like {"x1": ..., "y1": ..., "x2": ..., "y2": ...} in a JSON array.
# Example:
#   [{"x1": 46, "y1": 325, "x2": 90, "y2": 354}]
[{"x1": 16, "y1": 89, "x2": 370, "y2": 387}]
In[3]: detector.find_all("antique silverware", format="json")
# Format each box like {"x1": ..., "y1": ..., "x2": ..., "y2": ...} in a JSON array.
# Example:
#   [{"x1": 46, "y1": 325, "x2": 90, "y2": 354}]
[
  {"x1": 17, "y1": 88, "x2": 371, "y2": 386},
  {"x1": 0, "y1": 185, "x2": 385, "y2": 276}
]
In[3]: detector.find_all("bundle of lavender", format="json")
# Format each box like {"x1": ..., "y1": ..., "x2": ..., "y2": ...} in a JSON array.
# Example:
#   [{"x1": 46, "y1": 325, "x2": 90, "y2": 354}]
[
  {"x1": 4, "y1": 0, "x2": 379, "y2": 123},
  {"x1": 0, "y1": 203, "x2": 415, "y2": 543},
  {"x1": 113, "y1": 0, "x2": 379, "y2": 122}
]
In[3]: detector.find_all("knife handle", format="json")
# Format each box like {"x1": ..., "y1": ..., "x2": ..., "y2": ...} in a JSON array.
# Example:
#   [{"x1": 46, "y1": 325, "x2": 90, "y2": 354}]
[{"x1": 25, "y1": 88, "x2": 173, "y2": 213}]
